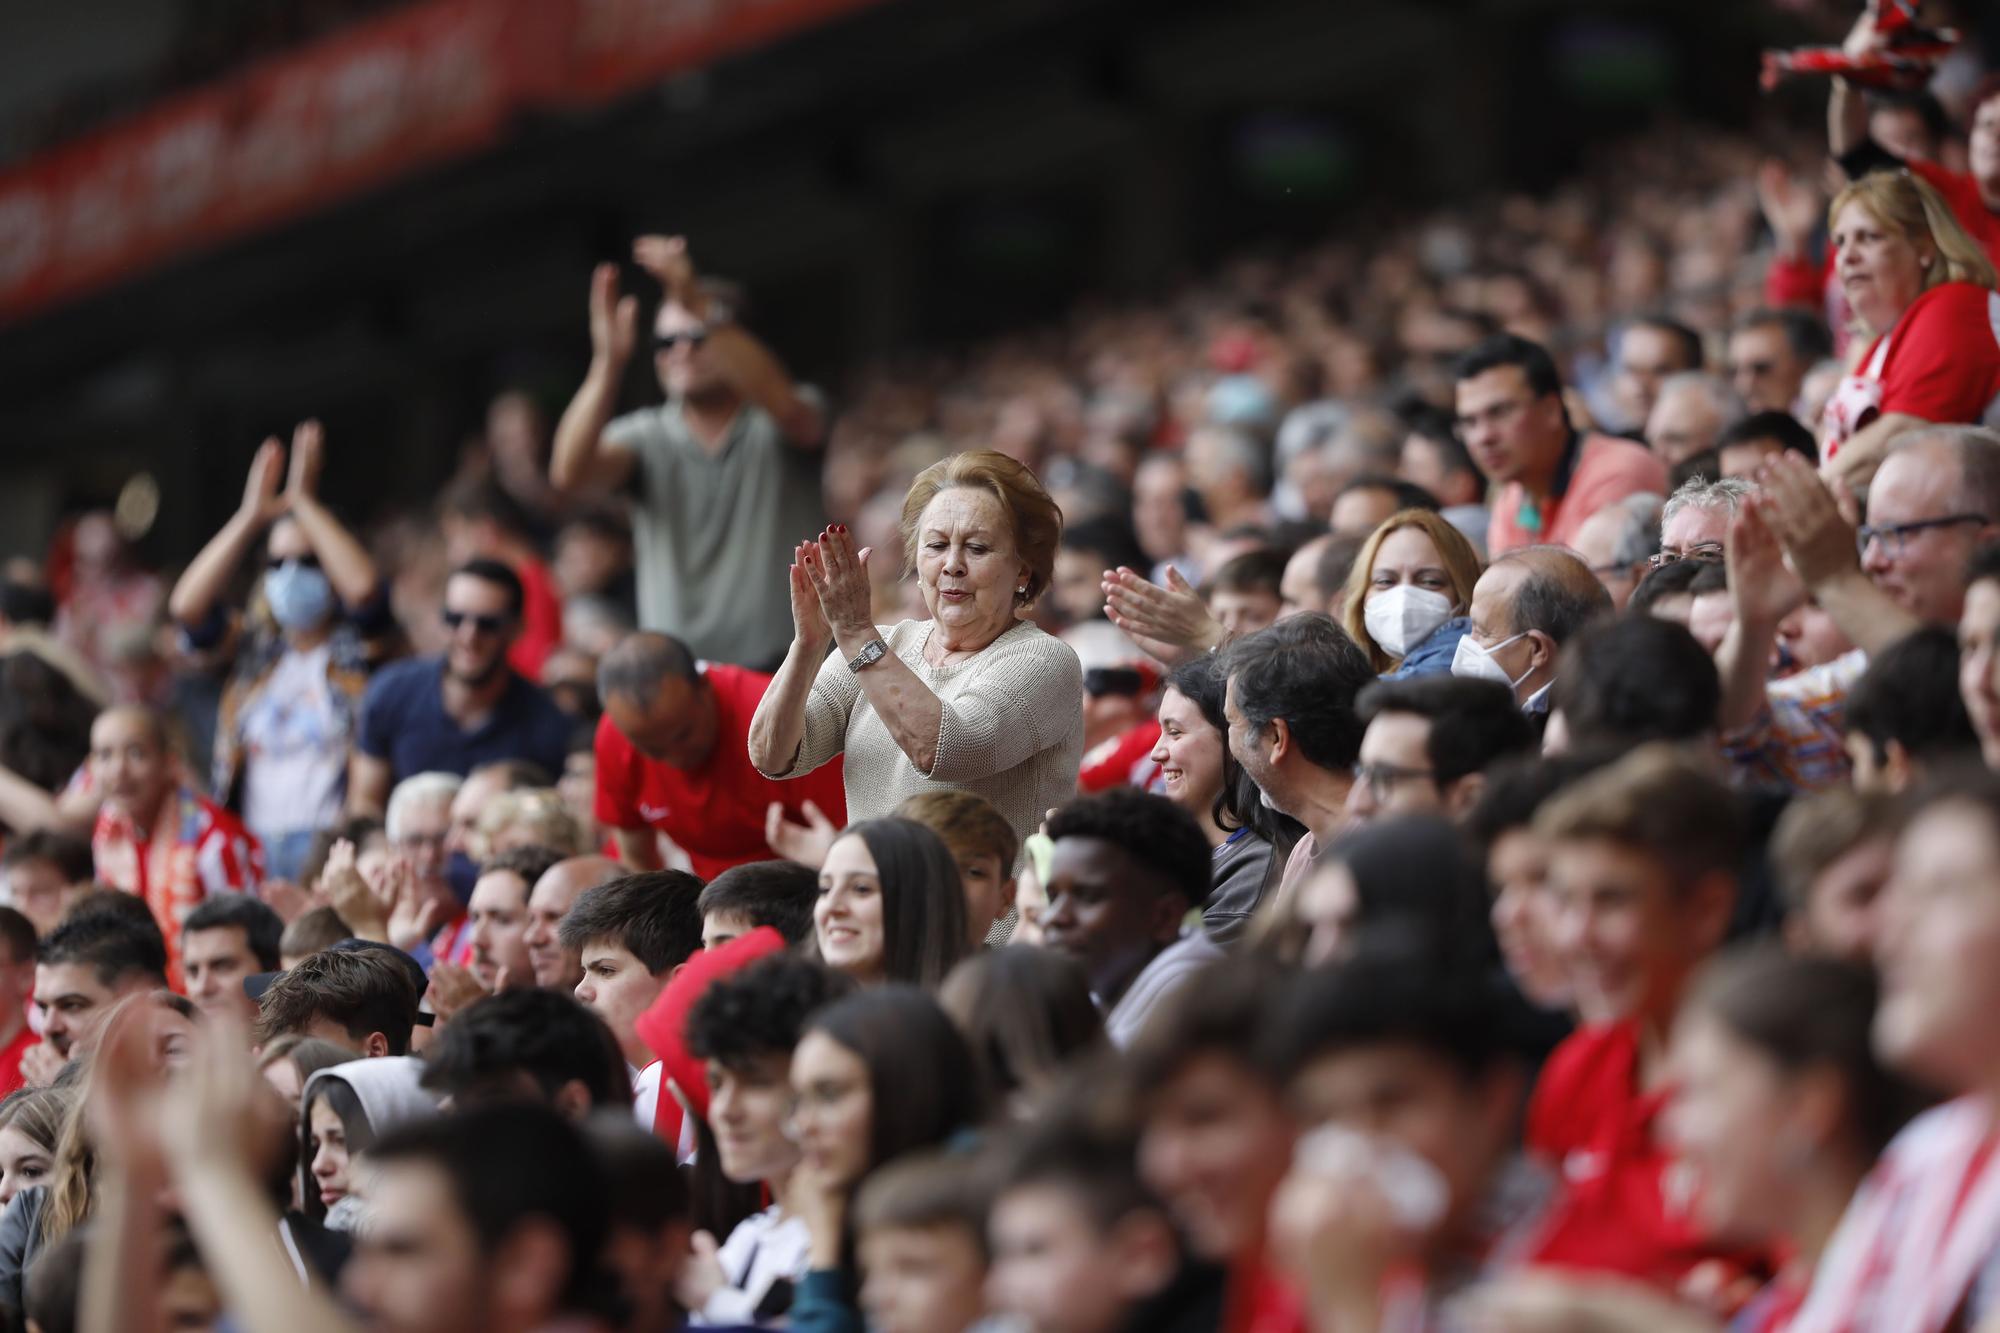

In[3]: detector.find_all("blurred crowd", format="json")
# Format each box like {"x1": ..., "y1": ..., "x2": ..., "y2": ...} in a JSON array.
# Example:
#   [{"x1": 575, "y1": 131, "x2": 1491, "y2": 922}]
[{"x1": 1, "y1": 9, "x2": 2000, "y2": 1333}]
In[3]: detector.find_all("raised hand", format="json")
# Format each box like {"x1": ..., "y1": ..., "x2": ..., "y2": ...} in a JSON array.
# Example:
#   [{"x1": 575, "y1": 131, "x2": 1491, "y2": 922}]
[
  {"x1": 589, "y1": 262, "x2": 639, "y2": 368},
  {"x1": 285, "y1": 419, "x2": 325, "y2": 502},
  {"x1": 1757, "y1": 453, "x2": 1861, "y2": 591},
  {"x1": 766, "y1": 799, "x2": 838, "y2": 868},
  {"x1": 789, "y1": 540, "x2": 833, "y2": 650},
  {"x1": 1756, "y1": 160, "x2": 1821, "y2": 257},
  {"x1": 18, "y1": 1041, "x2": 64, "y2": 1090},
  {"x1": 323, "y1": 838, "x2": 389, "y2": 941},
  {"x1": 676, "y1": 1230, "x2": 727, "y2": 1314},
  {"x1": 385, "y1": 857, "x2": 443, "y2": 954},
  {"x1": 87, "y1": 1000, "x2": 171, "y2": 1176},
  {"x1": 1101, "y1": 565, "x2": 1224, "y2": 665},
  {"x1": 1726, "y1": 498, "x2": 1806, "y2": 631},
  {"x1": 805, "y1": 525, "x2": 875, "y2": 642},
  {"x1": 632, "y1": 234, "x2": 698, "y2": 303},
  {"x1": 426, "y1": 961, "x2": 488, "y2": 1025},
  {"x1": 239, "y1": 439, "x2": 289, "y2": 527}
]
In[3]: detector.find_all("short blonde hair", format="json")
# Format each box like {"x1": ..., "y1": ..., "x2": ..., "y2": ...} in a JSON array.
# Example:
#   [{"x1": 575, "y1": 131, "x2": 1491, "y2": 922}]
[
  {"x1": 899, "y1": 450, "x2": 1062, "y2": 606},
  {"x1": 1339, "y1": 509, "x2": 1484, "y2": 671},
  {"x1": 1828, "y1": 172, "x2": 1998, "y2": 302}
]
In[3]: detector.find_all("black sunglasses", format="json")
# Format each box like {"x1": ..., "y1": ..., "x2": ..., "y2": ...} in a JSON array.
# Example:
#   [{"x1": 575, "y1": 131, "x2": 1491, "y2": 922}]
[
  {"x1": 1083, "y1": 667, "x2": 1146, "y2": 698},
  {"x1": 654, "y1": 328, "x2": 709, "y2": 353},
  {"x1": 441, "y1": 608, "x2": 511, "y2": 635},
  {"x1": 267, "y1": 552, "x2": 321, "y2": 571}
]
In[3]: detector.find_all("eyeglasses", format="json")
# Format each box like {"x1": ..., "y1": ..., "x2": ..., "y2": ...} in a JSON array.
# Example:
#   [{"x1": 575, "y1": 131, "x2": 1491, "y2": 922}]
[
  {"x1": 654, "y1": 328, "x2": 709, "y2": 353},
  {"x1": 441, "y1": 609, "x2": 511, "y2": 635},
  {"x1": 1855, "y1": 514, "x2": 1989, "y2": 558},
  {"x1": 1647, "y1": 543, "x2": 1725, "y2": 569},
  {"x1": 1351, "y1": 761, "x2": 1437, "y2": 802}
]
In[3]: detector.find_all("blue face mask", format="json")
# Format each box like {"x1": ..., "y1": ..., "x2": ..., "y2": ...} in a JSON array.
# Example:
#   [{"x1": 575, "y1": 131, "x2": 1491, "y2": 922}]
[{"x1": 264, "y1": 562, "x2": 335, "y2": 632}]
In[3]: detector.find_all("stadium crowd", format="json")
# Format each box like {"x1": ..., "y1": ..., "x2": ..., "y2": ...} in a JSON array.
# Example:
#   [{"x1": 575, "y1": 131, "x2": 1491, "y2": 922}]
[{"x1": 3, "y1": 16, "x2": 2000, "y2": 1332}]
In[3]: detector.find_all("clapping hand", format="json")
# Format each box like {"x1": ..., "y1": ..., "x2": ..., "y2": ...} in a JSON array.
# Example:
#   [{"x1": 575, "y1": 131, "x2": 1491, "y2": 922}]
[
  {"x1": 1726, "y1": 497, "x2": 1806, "y2": 632},
  {"x1": 285, "y1": 419, "x2": 325, "y2": 503},
  {"x1": 789, "y1": 539, "x2": 834, "y2": 651},
  {"x1": 804, "y1": 526, "x2": 875, "y2": 644},
  {"x1": 633, "y1": 234, "x2": 700, "y2": 308},
  {"x1": 323, "y1": 838, "x2": 390, "y2": 941},
  {"x1": 1756, "y1": 453, "x2": 1862, "y2": 591},
  {"x1": 385, "y1": 857, "x2": 443, "y2": 954},
  {"x1": 239, "y1": 439, "x2": 289, "y2": 528},
  {"x1": 1101, "y1": 565, "x2": 1224, "y2": 665},
  {"x1": 589, "y1": 262, "x2": 639, "y2": 369},
  {"x1": 426, "y1": 961, "x2": 489, "y2": 1025}
]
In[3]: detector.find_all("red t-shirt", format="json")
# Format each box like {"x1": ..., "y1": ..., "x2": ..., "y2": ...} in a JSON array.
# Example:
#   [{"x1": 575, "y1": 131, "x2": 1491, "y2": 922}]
[
  {"x1": 1524, "y1": 1020, "x2": 1763, "y2": 1286},
  {"x1": 506, "y1": 554, "x2": 565, "y2": 681},
  {"x1": 1078, "y1": 720, "x2": 1163, "y2": 793},
  {"x1": 1488, "y1": 433, "x2": 1668, "y2": 557},
  {"x1": 1913, "y1": 160, "x2": 2000, "y2": 275},
  {"x1": 1871, "y1": 282, "x2": 2000, "y2": 427},
  {"x1": 0, "y1": 1023, "x2": 40, "y2": 1098},
  {"x1": 595, "y1": 663, "x2": 847, "y2": 881}
]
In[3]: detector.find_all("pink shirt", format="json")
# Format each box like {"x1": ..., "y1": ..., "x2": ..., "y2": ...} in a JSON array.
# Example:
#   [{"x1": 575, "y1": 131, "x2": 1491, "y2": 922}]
[{"x1": 1488, "y1": 432, "x2": 1669, "y2": 556}]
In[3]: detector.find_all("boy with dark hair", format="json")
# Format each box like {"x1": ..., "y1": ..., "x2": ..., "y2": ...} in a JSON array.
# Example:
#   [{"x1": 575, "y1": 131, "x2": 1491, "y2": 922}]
[
  {"x1": 1262, "y1": 951, "x2": 1533, "y2": 1328},
  {"x1": 344, "y1": 1103, "x2": 619, "y2": 1333},
  {"x1": 985, "y1": 1103, "x2": 1209, "y2": 1333},
  {"x1": 1525, "y1": 744, "x2": 1750, "y2": 1282},
  {"x1": 1552, "y1": 614, "x2": 1721, "y2": 750},
  {"x1": 253, "y1": 946, "x2": 422, "y2": 1057},
  {"x1": 586, "y1": 1117, "x2": 694, "y2": 1333},
  {"x1": 680, "y1": 952, "x2": 852, "y2": 1324},
  {"x1": 697, "y1": 861, "x2": 818, "y2": 950},
  {"x1": 180, "y1": 892, "x2": 284, "y2": 1024},
  {"x1": 279, "y1": 906, "x2": 352, "y2": 969},
  {"x1": 1842, "y1": 626, "x2": 1978, "y2": 793},
  {"x1": 1347, "y1": 676, "x2": 1535, "y2": 825},
  {"x1": 419, "y1": 988, "x2": 631, "y2": 1118},
  {"x1": 558, "y1": 870, "x2": 705, "y2": 1132},
  {"x1": 1040, "y1": 789, "x2": 1219, "y2": 1047},
  {"x1": 1205, "y1": 549, "x2": 1290, "y2": 639},
  {"x1": 856, "y1": 1150, "x2": 994, "y2": 1333},
  {"x1": 33, "y1": 910, "x2": 168, "y2": 1060}
]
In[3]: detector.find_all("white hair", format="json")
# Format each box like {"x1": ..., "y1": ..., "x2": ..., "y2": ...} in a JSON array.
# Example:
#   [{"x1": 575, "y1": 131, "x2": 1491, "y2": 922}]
[
  {"x1": 1661, "y1": 474, "x2": 1755, "y2": 528},
  {"x1": 385, "y1": 771, "x2": 464, "y2": 842}
]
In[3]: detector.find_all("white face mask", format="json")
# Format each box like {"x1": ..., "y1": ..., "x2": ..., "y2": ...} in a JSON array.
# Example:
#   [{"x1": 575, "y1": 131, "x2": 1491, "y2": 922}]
[
  {"x1": 1363, "y1": 586, "x2": 1456, "y2": 659},
  {"x1": 1451, "y1": 631, "x2": 1531, "y2": 690}
]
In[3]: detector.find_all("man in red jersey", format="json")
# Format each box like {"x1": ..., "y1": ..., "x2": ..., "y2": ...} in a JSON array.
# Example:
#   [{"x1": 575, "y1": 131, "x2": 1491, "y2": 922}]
[{"x1": 594, "y1": 632, "x2": 844, "y2": 878}]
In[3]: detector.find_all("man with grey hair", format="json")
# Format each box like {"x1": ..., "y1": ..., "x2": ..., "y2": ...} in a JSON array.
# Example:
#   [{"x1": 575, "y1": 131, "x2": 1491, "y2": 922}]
[
  {"x1": 1718, "y1": 426, "x2": 2000, "y2": 789},
  {"x1": 1646, "y1": 373, "x2": 1745, "y2": 467},
  {"x1": 1659, "y1": 475, "x2": 1755, "y2": 566},
  {"x1": 1570, "y1": 495, "x2": 1661, "y2": 610},
  {"x1": 594, "y1": 631, "x2": 845, "y2": 877}
]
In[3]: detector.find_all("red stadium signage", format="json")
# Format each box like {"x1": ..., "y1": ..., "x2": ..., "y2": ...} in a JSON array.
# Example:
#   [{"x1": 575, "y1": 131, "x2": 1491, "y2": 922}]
[{"x1": 0, "y1": 0, "x2": 887, "y2": 324}]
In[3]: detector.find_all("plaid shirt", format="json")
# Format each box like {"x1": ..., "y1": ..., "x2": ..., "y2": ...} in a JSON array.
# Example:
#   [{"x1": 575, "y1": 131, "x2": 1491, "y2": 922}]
[{"x1": 1721, "y1": 649, "x2": 1868, "y2": 792}]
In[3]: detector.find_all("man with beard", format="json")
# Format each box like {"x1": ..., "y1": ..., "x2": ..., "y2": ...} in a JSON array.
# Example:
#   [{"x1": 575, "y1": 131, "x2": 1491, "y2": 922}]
[{"x1": 348, "y1": 560, "x2": 572, "y2": 814}]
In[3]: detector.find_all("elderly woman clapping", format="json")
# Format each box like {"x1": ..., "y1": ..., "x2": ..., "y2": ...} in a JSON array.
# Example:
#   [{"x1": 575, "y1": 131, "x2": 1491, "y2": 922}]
[{"x1": 750, "y1": 450, "x2": 1084, "y2": 856}]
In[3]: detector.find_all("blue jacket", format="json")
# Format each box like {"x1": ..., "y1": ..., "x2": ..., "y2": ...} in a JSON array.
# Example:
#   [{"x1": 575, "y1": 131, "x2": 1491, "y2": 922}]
[{"x1": 1384, "y1": 616, "x2": 1470, "y2": 681}]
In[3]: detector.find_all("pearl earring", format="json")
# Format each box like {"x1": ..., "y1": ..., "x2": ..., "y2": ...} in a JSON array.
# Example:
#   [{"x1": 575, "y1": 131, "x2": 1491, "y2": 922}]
[{"x1": 1016, "y1": 585, "x2": 1027, "y2": 594}]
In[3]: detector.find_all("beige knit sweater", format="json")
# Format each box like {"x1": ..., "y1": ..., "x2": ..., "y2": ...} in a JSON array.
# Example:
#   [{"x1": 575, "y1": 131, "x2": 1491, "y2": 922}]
[{"x1": 763, "y1": 618, "x2": 1084, "y2": 851}]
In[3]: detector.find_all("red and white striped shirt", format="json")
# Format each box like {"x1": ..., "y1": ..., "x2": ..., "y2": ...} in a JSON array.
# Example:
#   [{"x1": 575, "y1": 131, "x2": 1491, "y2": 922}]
[{"x1": 92, "y1": 785, "x2": 263, "y2": 982}]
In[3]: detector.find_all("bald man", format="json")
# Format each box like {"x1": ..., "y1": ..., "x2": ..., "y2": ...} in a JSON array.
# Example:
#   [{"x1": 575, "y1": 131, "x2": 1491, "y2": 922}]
[
  {"x1": 1454, "y1": 547, "x2": 1613, "y2": 715},
  {"x1": 594, "y1": 632, "x2": 845, "y2": 877},
  {"x1": 523, "y1": 855, "x2": 622, "y2": 991},
  {"x1": 1278, "y1": 534, "x2": 1358, "y2": 619},
  {"x1": 87, "y1": 706, "x2": 263, "y2": 973}
]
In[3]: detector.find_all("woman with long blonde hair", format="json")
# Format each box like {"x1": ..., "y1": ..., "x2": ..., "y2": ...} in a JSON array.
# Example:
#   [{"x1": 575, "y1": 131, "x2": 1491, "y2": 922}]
[
  {"x1": 1818, "y1": 171, "x2": 2000, "y2": 488},
  {"x1": 1339, "y1": 509, "x2": 1485, "y2": 676}
]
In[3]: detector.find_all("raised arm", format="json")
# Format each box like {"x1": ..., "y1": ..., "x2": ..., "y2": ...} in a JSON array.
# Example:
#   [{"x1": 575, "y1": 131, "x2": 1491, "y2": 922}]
[
  {"x1": 550, "y1": 263, "x2": 641, "y2": 495},
  {"x1": 0, "y1": 761, "x2": 96, "y2": 836},
  {"x1": 1101, "y1": 565, "x2": 1226, "y2": 666},
  {"x1": 1822, "y1": 411, "x2": 1928, "y2": 494},
  {"x1": 1828, "y1": 12, "x2": 1883, "y2": 161},
  {"x1": 282, "y1": 420, "x2": 379, "y2": 609},
  {"x1": 634, "y1": 236, "x2": 824, "y2": 446},
  {"x1": 801, "y1": 531, "x2": 946, "y2": 773},
  {"x1": 1760, "y1": 454, "x2": 1920, "y2": 656},
  {"x1": 168, "y1": 440, "x2": 288, "y2": 628},
  {"x1": 1716, "y1": 499, "x2": 1804, "y2": 734},
  {"x1": 749, "y1": 542, "x2": 839, "y2": 776}
]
